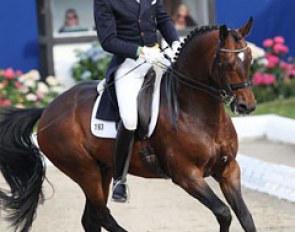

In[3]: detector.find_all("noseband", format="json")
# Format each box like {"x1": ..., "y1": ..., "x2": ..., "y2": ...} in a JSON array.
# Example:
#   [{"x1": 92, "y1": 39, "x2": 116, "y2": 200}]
[{"x1": 168, "y1": 40, "x2": 252, "y2": 104}]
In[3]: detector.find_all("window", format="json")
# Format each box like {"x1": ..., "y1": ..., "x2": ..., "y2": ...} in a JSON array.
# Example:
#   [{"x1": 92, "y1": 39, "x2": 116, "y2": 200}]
[
  {"x1": 163, "y1": 0, "x2": 215, "y2": 27},
  {"x1": 51, "y1": 0, "x2": 95, "y2": 37}
]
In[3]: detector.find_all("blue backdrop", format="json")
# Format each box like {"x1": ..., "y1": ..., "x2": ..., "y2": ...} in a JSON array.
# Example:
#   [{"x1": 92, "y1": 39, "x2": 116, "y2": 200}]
[
  {"x1": 0, "y1": 0, "x2": 294, "y2": 71},
  {"x1": 216, "y1": 0, "x2": 295, "y2": 56},
  {"x1": 0, "y1": 0, "x2": 39, "y2": 72}
]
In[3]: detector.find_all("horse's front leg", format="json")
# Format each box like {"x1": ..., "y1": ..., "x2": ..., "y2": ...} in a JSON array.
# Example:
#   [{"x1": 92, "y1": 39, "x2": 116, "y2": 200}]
[
  {"x1": 217, "y1": 160, "x2": 257, "y2": 232},
  {"x1": 173, "y1": 167, "x2": 232, "y2": 232}
]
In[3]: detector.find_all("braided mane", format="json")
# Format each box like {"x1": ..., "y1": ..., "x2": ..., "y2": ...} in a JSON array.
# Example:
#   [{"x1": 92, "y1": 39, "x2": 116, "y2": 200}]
[{"x1": 174, "y1": 25, "x2": 220, "y2": 63}]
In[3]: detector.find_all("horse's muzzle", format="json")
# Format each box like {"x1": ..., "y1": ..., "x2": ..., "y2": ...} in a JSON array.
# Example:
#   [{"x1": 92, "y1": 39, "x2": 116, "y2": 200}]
[{"x1": 230, "y1": 99, "x2": 256, "y2": 115}]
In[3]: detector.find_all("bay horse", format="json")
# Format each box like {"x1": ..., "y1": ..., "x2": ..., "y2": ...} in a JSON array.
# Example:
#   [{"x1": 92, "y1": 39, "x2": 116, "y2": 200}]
[{"x1": 0, "y1": 18, "x2": 257, "y2": 232}]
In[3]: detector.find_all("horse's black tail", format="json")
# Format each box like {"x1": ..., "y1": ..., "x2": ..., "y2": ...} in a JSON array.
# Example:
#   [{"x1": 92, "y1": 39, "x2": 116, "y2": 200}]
[{"x1": 0, "y1": 107, "x2": 45, "y2": 232}]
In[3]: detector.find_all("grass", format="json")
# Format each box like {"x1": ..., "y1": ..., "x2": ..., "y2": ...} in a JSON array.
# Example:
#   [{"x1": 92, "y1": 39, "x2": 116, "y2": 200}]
[
  {"x1": 252, "y1": 98, "x2": 295, "y2": 119},
  {"x1": 227, "y1": 97, "x2": 295, "y2": 119}
]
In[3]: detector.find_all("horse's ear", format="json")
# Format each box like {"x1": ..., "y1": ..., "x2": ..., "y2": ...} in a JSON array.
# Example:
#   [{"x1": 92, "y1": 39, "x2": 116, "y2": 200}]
[
  {"x1": 219, "y1": 25, "x2": 229, "y2": 41},
  {"x1": 238, "y1": 17, "x2": 254, "y2": 38}
]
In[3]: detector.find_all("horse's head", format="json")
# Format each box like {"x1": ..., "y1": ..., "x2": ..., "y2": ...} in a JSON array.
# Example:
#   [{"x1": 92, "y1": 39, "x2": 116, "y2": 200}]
[
  {"x1": 173, "y1": 18, "x2": 256, "y2": 116},
  {"x1": 213, "y1": 17, "x2": 256, "y2": 115}
]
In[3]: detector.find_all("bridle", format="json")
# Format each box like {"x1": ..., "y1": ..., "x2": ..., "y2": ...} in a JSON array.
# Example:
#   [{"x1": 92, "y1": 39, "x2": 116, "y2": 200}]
[
  {"x1": 167, "y1": 39, "x2": 252, "y2": 104},
  {"x1": 215, "y1": 44, "x2": 252, "y2": 103}
]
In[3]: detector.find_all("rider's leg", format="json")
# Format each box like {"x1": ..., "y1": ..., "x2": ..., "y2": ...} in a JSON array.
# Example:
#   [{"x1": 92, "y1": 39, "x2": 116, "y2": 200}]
[
  {"x1": 112, "y1": 122, "x2": 134, "y2": 202},
  {"x1": 112, "y1": 58, "x2": 152, "y2": 202}
]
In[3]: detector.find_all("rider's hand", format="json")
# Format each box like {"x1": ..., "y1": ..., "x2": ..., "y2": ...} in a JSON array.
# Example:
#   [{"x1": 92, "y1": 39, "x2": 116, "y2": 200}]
[
  {"x1": 172, "y1": 41, "x2": 181, "y2": 55},
  {"x1": 171, "y1": 41, "x2": 181, "y2": 61},
  {"x1": 161, "y1": 41, "x2": 181, "y2": 62},
  {"x1": 139, "y1": 46, "x2": 165, "y2": 65}
]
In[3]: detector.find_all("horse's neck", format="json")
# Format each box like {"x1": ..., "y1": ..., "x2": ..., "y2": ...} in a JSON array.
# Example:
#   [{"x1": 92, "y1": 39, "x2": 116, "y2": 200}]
[
  {"x1": 177, "y1": 88, "x2": 228, "y2": 125},
  {"x1": 174, "y1": 66, "x2": 228, "y2": 125},
  {"x1": 167, "y1": 31, "x2": 228, "y2": 126},
  {"x1": 160, "y1": 73, "x2": 228, "y2": 128}
]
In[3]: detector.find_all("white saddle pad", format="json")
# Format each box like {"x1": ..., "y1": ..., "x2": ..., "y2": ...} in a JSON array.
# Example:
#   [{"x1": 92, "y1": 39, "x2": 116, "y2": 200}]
[{"x1": 91, "y1": 69, "x2": 163, "y2": 139}]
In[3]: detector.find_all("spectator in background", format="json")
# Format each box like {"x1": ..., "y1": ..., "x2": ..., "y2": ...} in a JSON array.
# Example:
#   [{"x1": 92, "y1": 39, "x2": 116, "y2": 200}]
[
  {"x1": 59, "y1": 9, "x2": 80, "y2": 33},
  {"x1": 172, "y1": 4, "x2": 197, "y2": 30}
]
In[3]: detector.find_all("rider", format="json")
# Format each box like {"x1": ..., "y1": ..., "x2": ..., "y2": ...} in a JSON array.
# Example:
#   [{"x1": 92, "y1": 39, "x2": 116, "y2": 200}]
[{"x1": 94, "y1": 0, "x2": 180, "y2": 202}]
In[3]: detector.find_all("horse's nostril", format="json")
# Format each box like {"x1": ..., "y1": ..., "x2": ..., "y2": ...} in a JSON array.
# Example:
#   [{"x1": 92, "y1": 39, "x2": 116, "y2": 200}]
[
  {"x1": 237, "y1": 102, "x2": 256, "y2": 114},
  {"x1": 237, "y1": 103, "x2": 248, "y2": 112}
]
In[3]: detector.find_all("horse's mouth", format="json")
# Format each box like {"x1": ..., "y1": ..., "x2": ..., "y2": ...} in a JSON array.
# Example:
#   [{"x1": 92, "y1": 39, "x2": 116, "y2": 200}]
[{"x1": 230, "y1": 100, "x2": 256, "y2": 116}]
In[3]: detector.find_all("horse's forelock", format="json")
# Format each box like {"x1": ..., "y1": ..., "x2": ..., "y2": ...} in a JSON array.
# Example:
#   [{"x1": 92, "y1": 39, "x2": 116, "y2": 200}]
[{"x1": 229, "y1": 30, "x2": 243, "y2": 42}]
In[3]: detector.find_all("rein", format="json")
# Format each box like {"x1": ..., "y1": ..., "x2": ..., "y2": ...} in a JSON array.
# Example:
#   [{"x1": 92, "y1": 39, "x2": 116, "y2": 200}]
[{"x1": 166, "y1": 41, "x2": 252, "y2": 104}]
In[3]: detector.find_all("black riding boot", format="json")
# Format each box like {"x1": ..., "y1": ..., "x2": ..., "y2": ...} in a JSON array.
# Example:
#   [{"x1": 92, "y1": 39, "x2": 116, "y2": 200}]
[{"x1": 112, "y1": 122, "x2": 135, "y2": 202}]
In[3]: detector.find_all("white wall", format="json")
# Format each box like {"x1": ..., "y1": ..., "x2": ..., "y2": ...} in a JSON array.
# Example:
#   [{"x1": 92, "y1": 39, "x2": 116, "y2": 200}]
[
  {"x1": 53, "y1": 43, "x2": 92, "y2": 87},
  {"x1": 233, "y1": 115, "x2": 295, "y2": 145}
]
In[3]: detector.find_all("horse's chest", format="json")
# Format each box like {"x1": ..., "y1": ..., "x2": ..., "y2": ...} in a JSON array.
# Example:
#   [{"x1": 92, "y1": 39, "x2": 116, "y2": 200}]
[
  {"x1": 203, "y1": 126, "x2": 237, "y2": 176},
  {"x1": 202, "y1": 144, "x2": 233, "y2": 177}
]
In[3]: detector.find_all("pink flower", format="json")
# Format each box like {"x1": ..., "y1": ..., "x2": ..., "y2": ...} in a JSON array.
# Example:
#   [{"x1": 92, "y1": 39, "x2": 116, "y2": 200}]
[
  {"x1": 263, "y1": 39, "x2": 274, "y2": 48},
  {"x1": 266, "y1": 54, "x2": 279, "y2": 68},
  {"x1": 252, "y1": 72, "x2": 264, "y2": 85},
  {"x1": 273, "y1": 43, "x2": 289, "y2": 54},
  {"x1": 0, "y1": 70, "x2": 5, "y2": 76},
  {"x1": 273, "y1": 36, "x2": 285, "y2": 44},
  {"x1": 280, "y1": 45, "x2": 289, "y2": 54},
  {"x1": 263, "y1": 73, "x2": 276, "y2": 85},
  {"x1": 2, "y1": 99, "x2": 12, "y2": 106},
  {"x1": 280, "y1": 62, "x2": 293, "y2": 70},
  {"x1": 2, "y1": 80, "x2": 9, "y2": 87},
  {"x1": 253, "y1": 72, "x2": 276, "y2": 86},
  {"x1": 290, "y1": 69, "x2": 295, "y2": 77},
  {"x1": 264, "y1": 53, "x2": 273, "y2": 59},
  {"x1": 14, "y1": 81, "x2": 23, "y2": 89},
  {"x1": 16, "y1": 70, "x2": 23, "y2": 76},
  {"x1": 36, "y1": 92, "x2": 45, "y2": 100},
  {"x1": 4, "y1": 68, "x2": 15, "y2": 79}
]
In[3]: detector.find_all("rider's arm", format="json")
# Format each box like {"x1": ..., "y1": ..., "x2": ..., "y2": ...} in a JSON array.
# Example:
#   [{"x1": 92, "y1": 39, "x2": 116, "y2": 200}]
[
  {"x1": 94, "y1": 0, "x2": 139, "y2": 59},
  {"x1": 156, "y1": 1, "x2": 180, "y2": 47}
]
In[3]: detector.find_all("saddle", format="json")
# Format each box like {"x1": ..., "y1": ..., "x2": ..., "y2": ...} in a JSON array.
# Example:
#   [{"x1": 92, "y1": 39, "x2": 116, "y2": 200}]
[
  {"x1": 137, "y1": 67, "x2": 156, "y2": 139},
  {"x1": 91, "y1": 67, "x2": 168, "y2": 178}
]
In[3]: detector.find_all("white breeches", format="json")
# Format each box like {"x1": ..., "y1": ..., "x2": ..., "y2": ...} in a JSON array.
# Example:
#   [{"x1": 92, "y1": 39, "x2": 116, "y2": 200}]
[{"x1": 114, "y1": 58, "x2": 167, "y2": 130}]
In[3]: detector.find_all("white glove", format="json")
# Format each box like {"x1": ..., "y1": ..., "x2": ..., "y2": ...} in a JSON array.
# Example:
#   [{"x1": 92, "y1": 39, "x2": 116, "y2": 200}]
[
  {"x1": 139, "y1": 46, "x2": 165, "y2": 65},
  {"x1": 162, "y1": 41, "x2": 181, "y2": 62},
  {"x1": 172, "y1": 41, "x2": 181, "y2": 55}
]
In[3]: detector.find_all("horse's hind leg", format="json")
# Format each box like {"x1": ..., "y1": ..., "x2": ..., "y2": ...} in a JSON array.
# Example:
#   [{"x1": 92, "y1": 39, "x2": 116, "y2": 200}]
[
  {"x1": 82, "y1": 198, "x2": 102, "y2": 231},
  {"x1": 173, "y1": 168, "x2": 232, "y2": 232},
  {"x1": 48, "y1": 150, "x2": 126, "y2": 232},
  {"x1": 80, "y1": 178, "x2": 127, "y2": 232},
  {"x1": 81, "y1": 166, "x2": 118, "y2": 232},
  {"x1": 217, "y1": 160, "x2": 256, "y2": 232}
]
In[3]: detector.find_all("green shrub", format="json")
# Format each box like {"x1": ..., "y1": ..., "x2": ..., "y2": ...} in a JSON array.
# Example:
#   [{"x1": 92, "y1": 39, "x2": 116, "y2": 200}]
[{"x1": 72, "y1": 42, "x2": 111, "y2": 82}]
